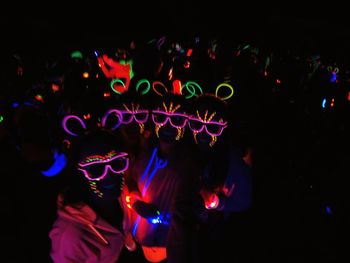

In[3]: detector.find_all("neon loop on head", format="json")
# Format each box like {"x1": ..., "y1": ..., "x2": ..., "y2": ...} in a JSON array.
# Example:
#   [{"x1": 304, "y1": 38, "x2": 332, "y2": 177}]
[
  {"x1": 327, "y1": 66, "x2": 339, "y2": 73},
  {"x1": 101, "y1": 109, "x2": 123, "y2": 130},
  {"x1": 119, "y1": 110, "x2": 149, "y2": 124},
  {"x1": 188, "y1": 117, "x2": 228, "y2": 136},
  {"x1": 62, "y1": 115, "x2": 87, "y2": 137},
  {"x1": 136, "y1": 79, "x2": 151, "y2": 95},
  {"x1": 181, "y1": 81, "x2": 203, "y2": 99},
  {"x1": 110, "y1": 79, "x2": 126, "y2": 94},
  {"x1": 152, "y1": 110, "x2": 188, "y2": 128},
  {"x1": 78, "y1": 152, "x2": 129, "y2": 181},
  {"x1": 152, "y1": 81, "x2": 168, "y2": 96},
  {"x1": 215, "y1": 83, "x2": 234, "y2": 100}
]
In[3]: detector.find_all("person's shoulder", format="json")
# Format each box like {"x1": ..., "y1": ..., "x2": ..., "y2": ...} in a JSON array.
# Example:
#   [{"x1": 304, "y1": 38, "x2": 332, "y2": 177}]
[
  {"x1": 49, "y1": 220, "x2": 89, "y2": 262},
  {"x1": 49, "y1": 217, "x2": 85, "y2": 246}
]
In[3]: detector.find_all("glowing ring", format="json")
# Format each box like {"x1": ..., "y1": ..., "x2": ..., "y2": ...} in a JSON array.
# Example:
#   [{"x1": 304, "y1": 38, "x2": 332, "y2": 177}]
[
  {"x1": 101, "y1": 109, "x2": 123, "y2": 130},
  {"x1": 110, "y1": 79, "x2": 126, "y2": 94},
  {"x1": 327, "y1": 66, "x2": 339, "y2": 74},
  {"x1": 215, "y1": 83, "x2": 234, "y2": 100},
  {"x1": 182, "y1": 81, "x2": 203, "y2": 99},
  {"x1": 62, "y1": 115, "x2": 87, "y2": 137},
  {"x1": 152, "y1": 81, "x2": 168, "y2": 96},
  {"x1": 136, "y1": 79, "x2": 151, "y2": 95}
]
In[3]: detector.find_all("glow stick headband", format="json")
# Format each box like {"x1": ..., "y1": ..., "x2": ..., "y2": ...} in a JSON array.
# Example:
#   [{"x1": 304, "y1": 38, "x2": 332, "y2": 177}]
[
  {"x1": 62, "y1": 109, "x2": 123, "y2": 136},
  {"x1": 215, "y1": 83, "x2": 234, "y2": 100},
  {"x1": 62, "y1": 115, "x2": 87, "y2": 137},
  {"x1": 132, "y1": 79, "x2": 232, "y2": 102},
  {"x1": 101, "y1": 109, "x2": 123, "y2": 130}
]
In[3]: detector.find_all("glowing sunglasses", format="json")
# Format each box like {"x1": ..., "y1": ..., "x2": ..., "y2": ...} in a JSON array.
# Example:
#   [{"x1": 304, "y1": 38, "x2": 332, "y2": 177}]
[
  {"x1": 119, "y1": 110, "x2": 149, "y2": 124},
  {"x1": 188, "y1": 117, "x2": 228, "y2": 136},
  {"x1": 78, "y1": 152, "x2": 129, "y2": 181},
  {"x1": 151, "y1": 110, "x2": 188, "y2": 128}
]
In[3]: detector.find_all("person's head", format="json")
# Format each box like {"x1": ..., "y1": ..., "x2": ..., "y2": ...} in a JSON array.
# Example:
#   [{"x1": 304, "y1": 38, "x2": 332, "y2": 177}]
[
  {"x1": 188, "y1": 93, "x2": 229, "y2": 151},
  {"x1": 151, "y1": 92, "x2": 189, "y2": 144},
  {"x1": 64, "y1": 129, "x2": 129, "y2": 205},
  {"x1": 114, "y1": 90, "x2": 151, "y2": 145}
]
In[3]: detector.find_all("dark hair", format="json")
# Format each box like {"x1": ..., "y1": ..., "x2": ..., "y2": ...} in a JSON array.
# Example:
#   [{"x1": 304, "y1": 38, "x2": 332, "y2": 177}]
[
  {"x1": 61, "y1": 129, "x2": 128, "y2": 206},
  {"x1": 191, "y1": 93, "x2": 229, "y2": 119}
]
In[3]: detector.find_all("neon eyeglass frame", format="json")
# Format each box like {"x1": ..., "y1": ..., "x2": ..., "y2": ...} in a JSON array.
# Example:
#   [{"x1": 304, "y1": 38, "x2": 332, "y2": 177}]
[
  {"x1": 78, "y1": 152, "x2": 129, "y2": 181},
  {"x1": 119, "y1": 103, "x2": 149, "y2": 124},
  {"x1": 151, "y1": 110, "x2": 189, "y2": 128},
  {"x1": 188, "y1": 117, "x2": 228, "y2": 136}
]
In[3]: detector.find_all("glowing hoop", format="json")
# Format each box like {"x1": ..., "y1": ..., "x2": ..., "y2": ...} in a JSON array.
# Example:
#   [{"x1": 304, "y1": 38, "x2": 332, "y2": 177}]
[
  {"x1": 152, "y1": 81, "x2": 168, "y2": 96},
  {"x1": 327, "y1": 66, "x2": 339, "y2": 74},
  {"x1": 182, "y1": 81, "x2": 203, "y2": 99},
  {"x1": 215, "y1": 83, "x2": 234, "y2": 100},
  {"x1": 101, "y1": 109, "x2": 123, "y2": 130},
  {"x1": 110, "y1": 79, "x2": 126, "y2": 94},
  {"x1": 62, "y1": 115, "x2": 87, "y2": 137},
  {"x1": 136, "y1": 79, "x2": 151, "y2": 95}
]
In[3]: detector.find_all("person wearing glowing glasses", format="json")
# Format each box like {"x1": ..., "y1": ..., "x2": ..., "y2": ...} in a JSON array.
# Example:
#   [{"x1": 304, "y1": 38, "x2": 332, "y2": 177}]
[
  {"x1": 110, "y1": 90, "x2": 153, "y2": 159},
  {"x1": 125, "y1": 93, "x2": 202, "y2": 263},
  {"x1": 190, "y1": 93, "x2": 254, "y2": 263},
  {"x1": 49, "y1": 130, "x2": 135, "y2": 263}
]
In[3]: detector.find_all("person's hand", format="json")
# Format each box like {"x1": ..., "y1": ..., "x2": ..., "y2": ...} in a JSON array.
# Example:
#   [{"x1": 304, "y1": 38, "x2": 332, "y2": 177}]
[
  {"x1": 200, "y1": 189, "x2": 222, "y2": 210},
  {"x1": 132, "y1": 200, "x2": 160, "y2": 219}
]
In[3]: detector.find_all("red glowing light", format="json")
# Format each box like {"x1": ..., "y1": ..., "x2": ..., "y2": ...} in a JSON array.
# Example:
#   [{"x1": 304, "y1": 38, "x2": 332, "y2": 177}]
[
  {"x1": 51, "y1": 83, "x2": 60, "y2": 92},
  {"x1": 35, "y1": 94, "x2": 44, "y2": 102},
  {"x1": 186, "y1": 49, "x2": 193, "y2": 57},
  {"x1": 172, "y1": 79, "x2": 182, "y2": 94}
]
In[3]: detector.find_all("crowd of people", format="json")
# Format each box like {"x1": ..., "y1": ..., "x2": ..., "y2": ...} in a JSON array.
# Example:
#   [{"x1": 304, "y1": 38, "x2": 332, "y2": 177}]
[{"x1": 0, "y1": 35, "x2": 346, "y2": 262}]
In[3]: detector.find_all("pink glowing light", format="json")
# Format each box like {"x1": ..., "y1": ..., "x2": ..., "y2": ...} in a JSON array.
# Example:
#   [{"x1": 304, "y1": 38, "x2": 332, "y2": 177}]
[
  {"x1": 205, "y1": 194, "x2": 219, "y2": 209},
  {"x1": 188, "y1": 117, "x2": 227, "y2": 136},
  {"x1": 119, "y1": 110, "x2": 149, "y2": 124},
  {"x1": 78, "y1": 152, "x2": 129, "y2": 181},
  {"x1": 101, "y1": 109, "x2": 123, "y2": 130},
  {"x1": 62, "y1": 115, "x2": 87, "y2": 137},
  {"x1": 152, "y1": 110, "x2": 188, "y2": 128}
]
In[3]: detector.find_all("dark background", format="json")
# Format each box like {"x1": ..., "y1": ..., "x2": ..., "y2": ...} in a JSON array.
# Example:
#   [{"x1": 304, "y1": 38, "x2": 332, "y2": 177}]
[
  {"x1": 1, "y1": 2, "x2": 348, "y2": 262},
  {"x1": 2, "y1": 2, "x2": 350, "y2": 55}
]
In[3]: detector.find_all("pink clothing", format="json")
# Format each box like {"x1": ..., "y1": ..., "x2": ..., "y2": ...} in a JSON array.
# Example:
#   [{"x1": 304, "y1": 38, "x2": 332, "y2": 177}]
[{"x1": 49, "y1": 195, "x2": 132, "y2": 263}]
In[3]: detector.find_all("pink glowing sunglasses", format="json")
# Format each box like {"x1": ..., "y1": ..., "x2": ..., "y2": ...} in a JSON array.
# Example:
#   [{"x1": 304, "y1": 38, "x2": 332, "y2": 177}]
[
  {"x1": 151, "y1": 110, "x2": 188, "y2": 128},
  {"x1": 188, "y1": 117, "x2": 228, "y2": 136},
  {"x1": 78, "y1": 152, "x2": 129, "y2": 181},
  {"x1": 119, "y1": 110, "x2": 149, "y2": 124}
]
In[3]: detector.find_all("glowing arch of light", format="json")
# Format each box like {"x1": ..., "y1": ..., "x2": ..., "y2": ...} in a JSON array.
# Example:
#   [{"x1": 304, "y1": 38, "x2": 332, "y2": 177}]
[{"x1": 215, "y1": 83, "x2": 234, "y2": 100}]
